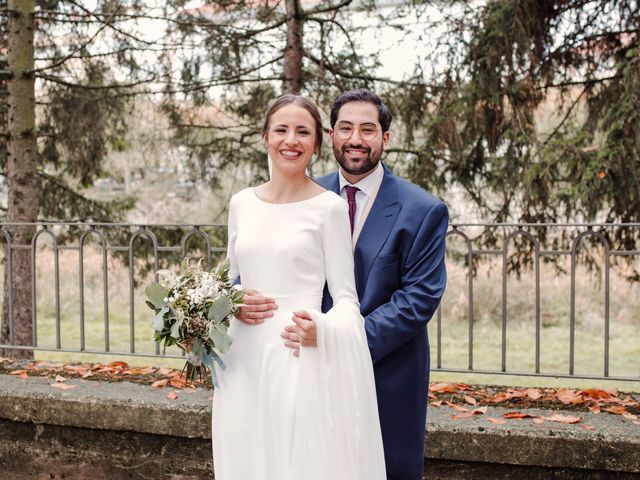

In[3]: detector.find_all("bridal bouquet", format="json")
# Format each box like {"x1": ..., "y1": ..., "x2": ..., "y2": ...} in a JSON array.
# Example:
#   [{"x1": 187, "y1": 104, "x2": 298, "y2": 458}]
[{"x1": 145, "y1": 259, "x2": 243, "y2": 386}]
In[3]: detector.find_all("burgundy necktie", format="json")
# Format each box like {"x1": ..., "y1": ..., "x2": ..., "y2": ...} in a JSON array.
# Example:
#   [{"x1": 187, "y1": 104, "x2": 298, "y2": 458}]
[{"x1": 344, "y1": 185, "x2": 359, "y2": 234}]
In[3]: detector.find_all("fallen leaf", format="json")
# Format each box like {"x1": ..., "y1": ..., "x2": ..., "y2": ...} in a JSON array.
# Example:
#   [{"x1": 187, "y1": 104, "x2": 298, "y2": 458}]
[
  {"x1": 556, "y1": 388, "x2": 584, "y2": 405},
  {"x1": 151, "y1": 379, "x2": 169, "y2": 388},
  {"x1": 446, "y1": 402, "x2": 470, "y2": 412},
  {"x1": 580, "y1": 389, "x2": 612, "y2": 400},
  {"x1": 429, "y1": 382, "x2": 459, "y2": 394},
  {"x1": 503, "y1": 411, "x2": 535, "y2": 419},
  {"x1": 157, "y1": 367, "x2": 172, "y2": 375},
  {"x1": 50, "y1": 383, "x2": 76, "y2": 390},
  {"x1": 166, "y1": 391, "x2": 178, "y2": 400},
  {"x1": 489, "y1": 392, "x2": 510, "y2": 403},
  {"x1": 526, "y1": 388, "x2": 542, "y2": 400},
  {"x1": 108, "y1": 361, "x2": 129, "y2": 368},
  {"x1": 9, "y1": 369, "x2": 27, "y2": 376},
  {"x1": 463, "y1": 395, "x2": 477, "y2": 406},
  {"x1": 451, "y1": 408, "x2": 486, "y2": 420},
  {"x1": 54, "y1": 375, "x2": 66, "y2": 383},
  {"x1": 506, "y1": 389, "x2": 527, "y2": 399},
  {"x1": 487, "y1": 417, "x2": 507, "y2": 425},
  {"x1": 430, "y1": 401, "x2": 443, "y2": 407},
  {"x1": 579, "y1": 425, "x2": 595, "y2": 430},
  {"x1": 545, "y1": 414, "x2": 582, "y2": 424},
  {"x1": 532, "y1": 417, "x2": 545, "y2": 424},
  {"x1": 170, "y1": 378, "x2": 188, "y2": 389},
  {"x1": 17, "y1": 373, "x2": 29, "y2": 379},
  {"x1": 603, "y1": 406, "x2": 627, "y2": 415},
  {"x1": 622, "y1": 413, "x2": 638, "y2": 421},
  {"x1": 587, "y1": 403, "x2": 601, "y2": 414}
]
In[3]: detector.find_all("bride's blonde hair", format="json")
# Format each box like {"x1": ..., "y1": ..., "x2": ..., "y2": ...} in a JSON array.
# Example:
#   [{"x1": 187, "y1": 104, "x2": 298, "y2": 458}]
[{"x1": 261, "y1": 95, "x2": 323, "y2": 155}]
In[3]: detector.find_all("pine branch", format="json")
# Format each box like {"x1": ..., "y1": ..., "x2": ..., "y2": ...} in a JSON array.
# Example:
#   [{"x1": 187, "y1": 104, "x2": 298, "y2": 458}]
[
  {"x1": 538, "y1": 74, "x2": 622, "y2": 90},
  {"x1": 29, "y1": 5, "x2": 122, "y2": 74},
  {"x1": 36, "y1": 73, "x2": 156, "y2": 90}
]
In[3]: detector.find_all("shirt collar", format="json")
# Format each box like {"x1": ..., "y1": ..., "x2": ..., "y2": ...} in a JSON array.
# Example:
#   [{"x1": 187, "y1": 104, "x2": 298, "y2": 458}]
[{"x1": 338, "y1": 162, "x2": 384, "y2": 197}]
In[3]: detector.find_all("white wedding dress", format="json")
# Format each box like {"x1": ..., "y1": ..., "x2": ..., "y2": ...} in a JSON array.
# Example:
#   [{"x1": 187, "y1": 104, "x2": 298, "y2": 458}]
[{"x1": 212, "y1": 187, "x2": 386, "y2": 480}]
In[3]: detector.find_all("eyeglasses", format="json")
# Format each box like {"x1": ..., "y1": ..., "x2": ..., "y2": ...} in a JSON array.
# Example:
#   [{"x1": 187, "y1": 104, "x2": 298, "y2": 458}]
[{"x1": 334, "y1": 123, "x2": 379, "y2": 141}]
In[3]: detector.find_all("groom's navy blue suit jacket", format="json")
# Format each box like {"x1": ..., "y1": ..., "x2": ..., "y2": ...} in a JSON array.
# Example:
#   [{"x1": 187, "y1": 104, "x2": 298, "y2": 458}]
[{"x1": 317, "y1": 165, "x2": 448, "y2": 480}]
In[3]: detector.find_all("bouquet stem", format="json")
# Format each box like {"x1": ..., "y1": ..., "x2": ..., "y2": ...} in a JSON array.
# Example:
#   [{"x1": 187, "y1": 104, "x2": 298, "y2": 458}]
[{"x1": 181, "y1": 361, "x2": 210, "y2": 384}]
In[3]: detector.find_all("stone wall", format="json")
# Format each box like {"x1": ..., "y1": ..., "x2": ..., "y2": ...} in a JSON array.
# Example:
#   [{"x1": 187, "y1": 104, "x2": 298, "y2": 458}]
[{"x1": 1, "y1": 375, "x2": 639, "y2": 479}]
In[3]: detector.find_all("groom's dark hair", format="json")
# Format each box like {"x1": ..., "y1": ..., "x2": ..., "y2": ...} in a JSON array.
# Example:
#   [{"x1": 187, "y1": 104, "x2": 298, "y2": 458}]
[{"x1": 330, "y1": 89, "x2": 393, "y2": 133}]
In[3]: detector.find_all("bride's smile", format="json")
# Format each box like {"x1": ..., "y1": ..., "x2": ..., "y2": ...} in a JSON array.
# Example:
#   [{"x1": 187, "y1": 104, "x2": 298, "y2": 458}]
[{"x1": 265, "y1": 104, "x2": 318, "y2": 172}]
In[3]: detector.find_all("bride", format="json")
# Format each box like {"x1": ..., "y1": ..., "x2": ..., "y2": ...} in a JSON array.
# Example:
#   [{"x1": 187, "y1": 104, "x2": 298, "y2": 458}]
[{"x1": 212, "y1": 94, "x2": 386, "y2": 479}]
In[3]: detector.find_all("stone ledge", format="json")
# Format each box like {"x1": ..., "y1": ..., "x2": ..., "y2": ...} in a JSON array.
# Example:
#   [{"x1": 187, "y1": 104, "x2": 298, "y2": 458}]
[{"x1": 1, "y1": 374, "x2": 639, "y2": 477}]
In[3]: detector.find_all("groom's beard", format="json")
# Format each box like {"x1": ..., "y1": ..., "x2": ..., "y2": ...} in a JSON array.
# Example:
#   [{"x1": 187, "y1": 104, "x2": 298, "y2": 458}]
[{"x1": 333, "y1": 142, "x2": 382, "y2": 177}]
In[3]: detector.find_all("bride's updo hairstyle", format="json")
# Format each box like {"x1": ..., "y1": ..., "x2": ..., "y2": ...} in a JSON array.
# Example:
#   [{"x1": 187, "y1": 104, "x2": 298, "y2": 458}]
[{"x1": 261, "y1": 94, "x2": 323, "y2": 155}]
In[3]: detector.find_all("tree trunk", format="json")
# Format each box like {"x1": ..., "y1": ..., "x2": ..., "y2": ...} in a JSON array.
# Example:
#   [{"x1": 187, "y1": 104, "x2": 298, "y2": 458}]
[
  {"x1": 1, "y1": 0, "x2": 38, "y2": 359},
  {"x1": 283, "y1": 0, "x2": 304, "y2": 94}
]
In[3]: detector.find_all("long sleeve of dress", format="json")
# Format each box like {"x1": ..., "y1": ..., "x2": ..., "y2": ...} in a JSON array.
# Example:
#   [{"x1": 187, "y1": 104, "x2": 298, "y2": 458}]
[{"x1": 292, "y1": 197, "x2": 386, "y2": 480}]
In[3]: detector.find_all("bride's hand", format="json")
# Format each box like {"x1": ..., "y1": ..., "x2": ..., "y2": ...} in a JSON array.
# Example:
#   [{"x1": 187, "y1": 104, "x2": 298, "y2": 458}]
[
  {"x1": 282, "y1": 311, "x2": 317, "y2": 356},
  {"x1": 236, "y1": 289, "x2": 278, "y2": 325}
]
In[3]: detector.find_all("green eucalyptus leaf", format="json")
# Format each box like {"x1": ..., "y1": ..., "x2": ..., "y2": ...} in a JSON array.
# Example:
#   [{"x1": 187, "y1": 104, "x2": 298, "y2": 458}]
[
  {"x1": 152, "y1": 306, "x2": 169, "y2": 331},
  {"x1": 208, "y1": 296, "x2": 230, "y2": 322},
  {"x1": 209, "y1": 323, "x2": 232, "y2": 353},
  {"x1": 145, "y1": 283, "x2": 169, "y2": 309},
  {"x1": 169, "y1": 318, "x2": 181, "y2": 339},
  {"x1": 192, "y1": 337, "x2": 203, "y2": 358}
]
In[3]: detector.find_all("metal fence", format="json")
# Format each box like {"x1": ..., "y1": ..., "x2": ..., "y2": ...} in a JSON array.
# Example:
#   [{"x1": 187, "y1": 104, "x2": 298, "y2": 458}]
[{"x1": 0, "y1": 222, "x2": 639, "y2": 382}]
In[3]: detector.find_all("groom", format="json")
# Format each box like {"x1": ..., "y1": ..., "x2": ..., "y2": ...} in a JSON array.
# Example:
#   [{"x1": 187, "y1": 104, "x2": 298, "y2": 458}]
[{"x1": 240, "y1": 89, "x2": 448, "y2": 480}]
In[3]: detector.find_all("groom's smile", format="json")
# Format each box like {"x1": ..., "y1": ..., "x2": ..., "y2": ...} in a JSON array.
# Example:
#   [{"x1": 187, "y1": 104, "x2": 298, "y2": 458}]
[{"x1": 330, "y1": 101, "x2": 390, "y2": 183}]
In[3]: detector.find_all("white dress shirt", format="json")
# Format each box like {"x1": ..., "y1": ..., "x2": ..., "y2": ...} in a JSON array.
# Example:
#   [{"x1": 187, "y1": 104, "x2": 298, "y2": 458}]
[{"x1": 338, "y1": 162, "x2": 384, "y2": 235}]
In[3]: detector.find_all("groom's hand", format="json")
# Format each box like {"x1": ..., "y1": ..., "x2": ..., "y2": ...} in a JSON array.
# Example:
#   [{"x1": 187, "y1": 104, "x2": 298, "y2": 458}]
[
  {"x1": 282, "y1": 311, "x2": 317, "y2": 356},
  {"x1": 236, "y1": 289, "x2": 277, "y2": 325}
]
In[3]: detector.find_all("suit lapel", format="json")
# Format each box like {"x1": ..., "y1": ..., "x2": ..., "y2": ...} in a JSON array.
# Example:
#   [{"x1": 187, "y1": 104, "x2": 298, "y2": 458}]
[
  {"x1": 353, "y1": 165, "x2": 401, "y2": 295},
  {"x1": 317, "y1": 172, "x2": 340, "y2": 195}
]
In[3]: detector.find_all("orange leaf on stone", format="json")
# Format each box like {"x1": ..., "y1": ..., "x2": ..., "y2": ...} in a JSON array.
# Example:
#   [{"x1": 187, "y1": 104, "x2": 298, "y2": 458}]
[
  {"x1": 9, "y1": 369, "x2": 27, "y2": 376},
  {"x1": 108, "y1": 361, "x2": 129, "y2": 368},
  {"x1": 446, "y1": 402, "x2": 470, "y2": 412},
  {"x1": 506, "y1": 389, "x2": 527, "y2": 399},
  {"x1": 545, "y1": 414, "x2": 582, "y2": 424},
  {"x1": 622, "y1": 413, "x2": 638, "y2": 421},
  {"x1": 429, "y1": 382, "x2": 459, "y2": 394},
  {"x1": 579, "y1": 389, "x2": 612, "y2": 400},
  {"x1": 556, "y1": 388, "x2": 584, "y2": 405},
  {"x1": 526, "y1": 388, "x2": 542, "y2": 400},
  {"x1": 166, "y1": 391, "x2": 178, "y2": 400},
  {"x1": 579, "y1": 424, "x2": 595, "y2": 430},
  {"x1": 464, "y1": 395, "x2": 477, "y2": 406},
  {"x1": 151, "y1": 379, "x2": 169, "y2": 388},
  {"x1": 451, "y1": 407, "x2": 486, "y2": 420},
  {"x1": 532, "y1": 417, "x2": 545, "y2": 424},
  {"x1": 503, "y1": 411, "x2": 534, "y2": 419},
  {"x1": 430, "y1": 401, "x2": 443, "y2": 407},
  {"x1": 587, "y1": 403, "x2": 601, "y2": 414},
  {"x1": 157, "y1": 367, "x2": 172, "y2": 375},
  {"x1": 489, "y1": 392, "x2": 510, "y2": 403},
  {"x1": 54, "y1": 375, "x2": 66, "y2": 383},
  {"x1": 170, "y1": 378, "x2": 188, "y2": 389},
  {"x1": 603, "y1": 406, "x2": 627, "y2": 415}
]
